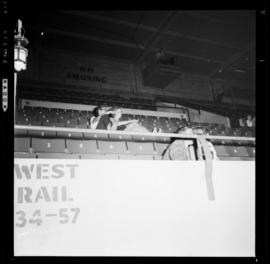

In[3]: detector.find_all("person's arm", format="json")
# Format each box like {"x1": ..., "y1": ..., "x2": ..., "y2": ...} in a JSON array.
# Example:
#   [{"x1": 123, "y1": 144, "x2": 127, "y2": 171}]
[
  {"x1": 109, "y1": 120, "x2": 118, "y2": 130},
  {"x1": 107, "y1": 119, "x2": 138, "y2": 130},
  {"x1": 117, "y1": 119, "x2": 138, "y2": 126},
  {"x1": 101, "y1": 110, "x2": 114, "y2": 116}
]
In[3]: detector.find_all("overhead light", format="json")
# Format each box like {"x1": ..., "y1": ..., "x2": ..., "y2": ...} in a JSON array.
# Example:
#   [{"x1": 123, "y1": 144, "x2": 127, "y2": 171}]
[{"x1": 14, "y1": 19, "x2": 29, "y2": 72}]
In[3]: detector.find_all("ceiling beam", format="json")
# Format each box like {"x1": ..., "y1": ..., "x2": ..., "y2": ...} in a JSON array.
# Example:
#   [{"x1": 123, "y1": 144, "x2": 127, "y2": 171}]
[
  {"x1": 185, "y1": 11, "x2": 235, "y2": 26},
  {"x1": 208, "y1": 41, "x2": 255, "y2": 78},
  {"x1": 134, "y1": 11, "x2": 182, "y2": 63},
  {"x1": 58, "y1": 11, "x2": 241, "y2": 51},
  {"x1": 30, "y1": 26, "x2": 224, "y2": 64}
]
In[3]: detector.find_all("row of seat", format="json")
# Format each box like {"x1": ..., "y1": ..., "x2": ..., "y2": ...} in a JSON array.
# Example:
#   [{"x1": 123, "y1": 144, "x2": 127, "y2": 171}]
[
  {"x1": 20, "y1": 88, "x2": 157, "y2": 111},
  {"x1": 14, "y1": 137, "x2": 255, "y2": 160},
  {"x1": 17, "y1": 106, "x2": 255, "y2": 135},
  {"x1": 15, "y1": 123, "x2": 255, "y2": 139},
  {"x1": 14, "y1": 153, "x2": 160, "y2": 160},
  {"x1": 16, "y1": 116, "x2": 255, "y2": 137},
  {"x1": 15, "y1": 137, "x2": 167, "y2": 155}
]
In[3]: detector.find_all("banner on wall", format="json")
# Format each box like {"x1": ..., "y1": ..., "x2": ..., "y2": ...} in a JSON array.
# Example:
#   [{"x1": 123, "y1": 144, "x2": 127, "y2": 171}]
[{"x1": 14, "y1": 159, "x2": 255, "y2": 256}]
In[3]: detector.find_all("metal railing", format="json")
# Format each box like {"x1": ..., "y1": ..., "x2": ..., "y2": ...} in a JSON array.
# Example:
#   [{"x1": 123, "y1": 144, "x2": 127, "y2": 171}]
[{"x1": 15, "y1": 125, "x2": 255, "y2": 142}]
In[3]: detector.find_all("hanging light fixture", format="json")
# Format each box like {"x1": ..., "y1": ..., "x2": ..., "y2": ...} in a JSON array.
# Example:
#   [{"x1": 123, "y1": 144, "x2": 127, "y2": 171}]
[{"x1": 14, "y1": 19, "x2": 29, "y2": 72}]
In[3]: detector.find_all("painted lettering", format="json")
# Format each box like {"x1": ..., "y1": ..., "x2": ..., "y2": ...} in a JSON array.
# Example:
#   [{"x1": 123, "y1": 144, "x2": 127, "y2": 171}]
[
  {"x1": 17, "y1": 186, "x2": 71, "y2": 203},
  {"x1": 52, "y1": 164, "x2": 65, "y2": 178}
]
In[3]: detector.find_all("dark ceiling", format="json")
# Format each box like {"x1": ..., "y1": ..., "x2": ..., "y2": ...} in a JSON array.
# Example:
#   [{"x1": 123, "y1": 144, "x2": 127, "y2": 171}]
[{"x1": 24, "y1": 10, "x2": 255, "y2": 85}]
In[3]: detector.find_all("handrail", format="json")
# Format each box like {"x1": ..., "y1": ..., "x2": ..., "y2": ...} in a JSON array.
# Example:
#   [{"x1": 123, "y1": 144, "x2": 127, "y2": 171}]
[{"x1": 15, "y1": 125, "x2": 255, "y2": 142}]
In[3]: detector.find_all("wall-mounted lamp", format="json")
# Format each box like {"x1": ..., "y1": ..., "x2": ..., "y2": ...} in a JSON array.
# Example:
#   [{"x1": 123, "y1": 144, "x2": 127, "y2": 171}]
[{"x1": 14, "y1": 19, "x2": 29, "y2": 72}]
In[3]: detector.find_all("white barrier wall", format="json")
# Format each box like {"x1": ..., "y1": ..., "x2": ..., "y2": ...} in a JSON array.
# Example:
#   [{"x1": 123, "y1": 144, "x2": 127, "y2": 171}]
[{"x1": 14, "y1": 159, "x2": 255, "y2": 256}]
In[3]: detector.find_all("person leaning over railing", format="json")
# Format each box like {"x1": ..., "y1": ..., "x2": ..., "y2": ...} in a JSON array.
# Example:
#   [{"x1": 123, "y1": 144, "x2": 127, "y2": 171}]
[
  {"x1": 95, "y1": 107, "x2": 139, "y2": 131},
  {"x1": 162, "y1": 127, "x2": 193, "y2": 160},
  {"x1": 90, "y1": 105, "x2": 112, "y2": 129},
  {"x1": 162, "y1": 126, "x2": 218, "y2": 160}
]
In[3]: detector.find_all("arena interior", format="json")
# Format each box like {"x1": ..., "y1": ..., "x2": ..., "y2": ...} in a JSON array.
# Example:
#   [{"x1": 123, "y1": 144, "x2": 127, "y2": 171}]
[{"x1": 14, "y1": 10, "x2": 256, "y2": 257}]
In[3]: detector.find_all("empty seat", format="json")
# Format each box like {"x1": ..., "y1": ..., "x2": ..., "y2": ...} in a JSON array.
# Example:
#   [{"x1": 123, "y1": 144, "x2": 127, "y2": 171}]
[
  {"x1": 78, "y1": 123, "x2": 88, "y2": 129},
  {"x1": 66, "y1": 122, "x2": 78, "y2": 128},
  {"x1": 246, "y1": 147, "x2": 255, "y2": 157},
  {"x1": 42, "y1": 117, "x2": 59, "y2": 125},
  {"x1": 229, "y1": 146, "x2": 249, "y2": 157},
  {"x1": 98, "y1": 140, "x2": 127, "y2": 154},
  {"x1": 16, "y1": 117, "x2": 30, "y2": 125},
  {"x1": 58, "y1": 115, "x2": 69, "y2": 122},
  {"x1": 214, "y1": 145, "x2": 231, "y2": 157},
  {"x1": 78, "y1": 117, "x2": 89, "y2": 126},
  {"x1": 232, "y1": 128, "x2": 242, "y2": 137},
  {"x1": 28, "y1": 120, "x2": 42, "y2": 126},
  {"x1": 14, "y1": 137, "x2": 31, "y2": 152},
  {"x1": 37, "y1": 114, "x2": 49, "y2": 122},
  {"x1": 32, "y1": 138, "x2": 65, "y2": 153},
  {"x1": 66, "y1": 139, "x2": 98, "y2": 154},
  {"x1": 54, "y1": 122, "x2": 66, "y2": 127},
  {"x1": 243, "y1": 128, "x2": 254, "y2": 137},
  {"x1": 70, "y1": 112, "x2": 80, "y2": 119},
  {"x1": 126, "y1": 141, "x2": 155, "y2": 155}
]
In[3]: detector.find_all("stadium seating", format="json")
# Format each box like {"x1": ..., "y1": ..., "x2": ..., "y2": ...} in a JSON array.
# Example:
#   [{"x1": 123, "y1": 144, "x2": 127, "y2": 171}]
[
  {"x1": 32, "y1": 138, "x2": 66, "y2": 153},
  {"x1": 126, "y1": 142, "x2": 155, "y2": 156},
  {"x1": 98, "y1": 140, "x2": 128, "y2": 154},
  {"x1": 15, "y1": 105, "x2": 255, "y2": 160},
  {"x1": 15, "y1": 137, "x2": 31, "y2": 152},
  {"x1": 66, "y1": 139, "x2": 98, "y2": 154}
]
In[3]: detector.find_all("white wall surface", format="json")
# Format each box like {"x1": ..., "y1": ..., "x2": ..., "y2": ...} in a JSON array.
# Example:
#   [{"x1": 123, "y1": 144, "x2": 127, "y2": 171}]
[{"x1": 14, "y1": 160, "x2": 255, "y2": 256}]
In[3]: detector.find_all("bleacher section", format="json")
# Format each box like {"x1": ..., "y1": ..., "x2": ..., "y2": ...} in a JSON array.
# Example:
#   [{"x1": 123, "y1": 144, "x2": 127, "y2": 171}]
[
  {"x1": 15, "y1": 106, "x2": 255, "y2": 160},
  {"x1": 19, "y1": 87, "x2": 157, "y2": 110}
]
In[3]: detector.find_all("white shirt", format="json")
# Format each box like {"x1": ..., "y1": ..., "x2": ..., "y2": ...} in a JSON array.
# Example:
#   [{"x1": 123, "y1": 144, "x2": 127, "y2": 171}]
[
  {"x1": 246, "y1": 119, "x2": 253, "y2": 127},
  {"x1": 90, "y1": 116, "x2": 99, "y2": 129}
]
